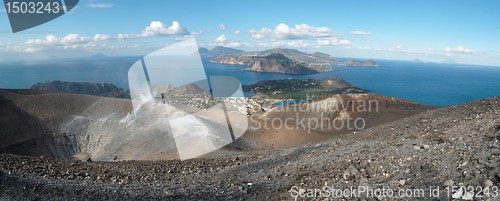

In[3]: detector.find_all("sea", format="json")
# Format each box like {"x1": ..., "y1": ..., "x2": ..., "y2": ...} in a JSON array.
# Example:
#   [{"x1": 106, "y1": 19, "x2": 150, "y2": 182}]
[{"x1": 0, "y1": 56, "x2": 499, "y2": 106}]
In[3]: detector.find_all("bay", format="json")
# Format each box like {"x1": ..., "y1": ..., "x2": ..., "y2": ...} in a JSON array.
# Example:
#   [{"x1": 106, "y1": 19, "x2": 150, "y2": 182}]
[{"x1": 1, "y1": 57, "x2": 499, "y2": 106}]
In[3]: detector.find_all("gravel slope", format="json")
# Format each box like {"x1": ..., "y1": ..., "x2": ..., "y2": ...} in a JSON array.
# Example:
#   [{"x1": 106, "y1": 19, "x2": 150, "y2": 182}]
[{"x1": 1, "y1": 97, "x2": 499, "y2": 200}]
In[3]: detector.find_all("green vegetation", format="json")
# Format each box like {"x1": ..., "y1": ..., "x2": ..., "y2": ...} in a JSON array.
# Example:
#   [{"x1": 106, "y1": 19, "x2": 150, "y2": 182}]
[{"x1": 242, "y1": 78, "x2": 368, "y2": 100}]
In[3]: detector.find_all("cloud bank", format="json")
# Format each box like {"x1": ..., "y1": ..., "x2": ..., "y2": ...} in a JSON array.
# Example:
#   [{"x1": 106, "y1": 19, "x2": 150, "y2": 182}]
[
  {"x1": 2, "y1": 21, "x2": 189, "y2": 53},
  {"x1": 249, "y1": 23, "x2": 351, "y2": 46},
  {"x1": 350, "y1": 30, "x2": 372, "y2": 36},
  {"x1": 443, "y1": 46, "x2": 480, "y2": 55},
  {"x1": 250, "y1": 23, "x2": 333, "y2": 39}
]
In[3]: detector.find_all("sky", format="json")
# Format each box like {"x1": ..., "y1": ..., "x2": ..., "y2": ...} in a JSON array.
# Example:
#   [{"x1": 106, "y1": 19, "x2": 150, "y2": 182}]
[{"x1": 0, "y1": 0, "x2": 499, "y2": 66}]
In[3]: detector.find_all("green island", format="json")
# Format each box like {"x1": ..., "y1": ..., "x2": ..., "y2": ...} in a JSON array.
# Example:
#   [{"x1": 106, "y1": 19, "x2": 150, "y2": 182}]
[{"x1": 242, "y1": 77, "x2": 369, "y2": 100}]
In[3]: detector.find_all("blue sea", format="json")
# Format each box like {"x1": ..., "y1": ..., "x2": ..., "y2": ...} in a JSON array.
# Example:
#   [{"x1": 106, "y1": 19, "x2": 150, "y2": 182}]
[{"x1": 0, "y1": 57, "x2": 499, "y2": 106}]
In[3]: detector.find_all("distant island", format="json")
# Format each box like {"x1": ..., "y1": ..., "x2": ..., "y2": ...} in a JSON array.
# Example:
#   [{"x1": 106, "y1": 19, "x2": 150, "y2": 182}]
[
  {"x1": 244, "y1": 53, "x2": 330, "y2": 74},
  {"x1": 442, "y1": 58, "x2": 457, "y2": 64},
  {"x1": 336, "y1": 59, "x2": 379, "y2": 67},
  {"x1": 204, "y1": 47, "x2": 378, "y2": 75},
  {"x1": 30, "y1": 80, "x2": 130, "y2": 99},
  {"x1": 90, "y1": 52, "x2": 108, "y2": 59},
  {"x1": 200, "y1": 46, "x2": 244, "y2": 57}
]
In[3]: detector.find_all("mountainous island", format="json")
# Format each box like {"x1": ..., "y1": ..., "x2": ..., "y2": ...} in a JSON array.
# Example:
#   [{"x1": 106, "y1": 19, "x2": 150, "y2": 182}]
[
  {"x1": 90, "y1": 52, "x2": 109, "y2": 59},
  {"x1": 203, "y1": 46, "x2": 378, "y2": 74},
  {"x1": 30, "y1": 81, "x2": 130, "y2": 99},
  {"x1": 199, "y1": 46, "x2": 244, "y2": 57}
]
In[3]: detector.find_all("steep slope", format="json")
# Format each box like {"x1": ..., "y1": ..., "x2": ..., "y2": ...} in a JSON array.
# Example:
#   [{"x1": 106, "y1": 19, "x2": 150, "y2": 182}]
[
  {"x1": 0, "y1": 91, "x2": 49, "y2": 149},
  {"x1": 0, "y1": 90, "x2": 136, "y2": 160}
]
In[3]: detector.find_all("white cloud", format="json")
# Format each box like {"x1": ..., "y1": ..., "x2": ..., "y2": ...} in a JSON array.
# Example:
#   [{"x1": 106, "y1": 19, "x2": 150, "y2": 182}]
[
  {"x1": 62, "y1": 34, "x2": 89, "y2": 43},
  {"x1": 25, "y1": 34, "x2": 83, "y2": 46},
  {"x1": 339, "y1": 40, "x2": 352, "y2": 45},
  {"x1": 93, "y1": 34, "x2": 112, "y2": 41},
  {"x1": 86, "y1": 3, "x2": 114, "y2": 8},
  {"x1": 394, "y1": 44, "x2": 404, "y2": 49},
  {"x1": 443, "y1": 46, "x2": 480, "y2": 55},
  {"x1": 175, "y1": 35, "x2": 194, "y2": 41},
  {"x1": 117, "y1": 34, "x2": 130, "y2": 39},
  {"x1": 190, "y1": 31, "x2": 201, "y2": 36},
  {"x1": 22, "y1": 33, "x2": 114, "y2": 51},
  {"x1": 317, "y1": 37, "x2": 351, "y2": 46},
  {"x1": 1, "y1": 21, "x2": 194, "y2": 54},
  {"x1": 118, "y1": 21, "x2": 189, "y2": 39},
  {"x1": 250, "y1": 23, "x2": 333, "y2": 39},
  {"x1": 350, "y1": 30, "x2": 372, "y2": 36},
  {"x1": 287, "y1": 40, "x2": 309, "y2": 47},
  {"x1": 224, "y1": 41, "x2": 253, "y2": 47},
  {"x1": 358, "y1": 46, "x2": 373, "y2": 50},
  {"x1": 218, "y1": 24, "x2": 226, "y2": 30},
  {"x1": 142, "y1": 21, "x2": 189, "y2": 36},
  {"x1": 8, "y1": 33, "x2": 116, "y2": 52},
  {"x1": 233, "y1": 30, "x2": 241, "y2": 35},
  {"x1": 211, "y1": 41, "x2": 253, "y2": 48},
  {"x1": 215, "y1": 34, "x2": 226, "y2": 43},
  {"x1": 249, "y1": 23, "x2": 351, "y2": 47},
  {"x1": 258, "y1": 40, "x2": 309, "y2": 48},
  {"x1": 188, "y1": 29, "x2": 210, "y2": 37}
]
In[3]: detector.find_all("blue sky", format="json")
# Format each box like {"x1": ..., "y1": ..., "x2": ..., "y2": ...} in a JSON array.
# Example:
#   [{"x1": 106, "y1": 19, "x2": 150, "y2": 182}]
[{"x1": 1, "y1": 0, "x2": 499, "y2": 66}]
